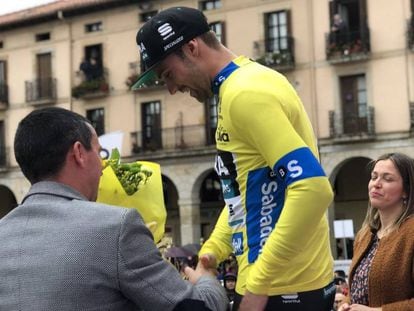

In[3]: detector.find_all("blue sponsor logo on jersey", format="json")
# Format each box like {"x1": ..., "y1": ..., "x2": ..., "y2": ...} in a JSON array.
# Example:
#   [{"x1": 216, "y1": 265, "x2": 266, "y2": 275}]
[
  {"x1": 232, "y1": 232, "x2": 244, "y2": 256},
  {"x1": 246, "y1": 167, "x2": 284, "y2": 263}
]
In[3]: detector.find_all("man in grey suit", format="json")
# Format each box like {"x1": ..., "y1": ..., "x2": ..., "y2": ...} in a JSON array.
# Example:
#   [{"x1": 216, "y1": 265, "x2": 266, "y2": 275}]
[{"x1": 0, "y1": 107, "x2": 227, "y2": 311}]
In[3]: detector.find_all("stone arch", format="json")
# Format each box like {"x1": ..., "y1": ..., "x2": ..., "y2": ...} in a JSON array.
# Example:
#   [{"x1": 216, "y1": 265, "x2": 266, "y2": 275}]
[
  {"x1": 193, "y1": 168, "x2": 225, "y2": 242},
  {"x1": 0, "y1": 185, "x2": 17, "y2": 218},
  {"x1": 329, "y1": 156, "x2": 372, "y2": 259},
  {"x1": 162, "y1": 174, "x2": 180, "y2": 245}
]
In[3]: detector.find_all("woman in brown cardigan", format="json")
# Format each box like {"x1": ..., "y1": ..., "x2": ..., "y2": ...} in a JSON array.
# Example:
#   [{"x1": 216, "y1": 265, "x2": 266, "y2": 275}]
[{"x1": 339, "y1": 153, "x2": 414, "y2": 311}]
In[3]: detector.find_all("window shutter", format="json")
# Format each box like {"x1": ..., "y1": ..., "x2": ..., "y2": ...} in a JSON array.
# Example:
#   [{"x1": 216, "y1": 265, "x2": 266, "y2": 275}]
[{"x1": 286, "y1": 10, "x2": 292, "y2": 36}]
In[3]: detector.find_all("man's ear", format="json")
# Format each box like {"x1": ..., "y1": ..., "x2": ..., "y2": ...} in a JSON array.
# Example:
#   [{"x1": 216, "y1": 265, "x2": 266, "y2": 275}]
[
  {"x1": 71, "y1": 141, "x2": 87, "y2": 167},
  {"x1": 183, "y1": 38, "x2": 200, "y2": 57}
]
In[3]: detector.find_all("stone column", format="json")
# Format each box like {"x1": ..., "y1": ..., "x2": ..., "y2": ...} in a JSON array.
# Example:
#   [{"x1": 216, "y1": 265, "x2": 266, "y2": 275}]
[{"x1": 179, "y1": 198, "x2": 201, "y2": 245}]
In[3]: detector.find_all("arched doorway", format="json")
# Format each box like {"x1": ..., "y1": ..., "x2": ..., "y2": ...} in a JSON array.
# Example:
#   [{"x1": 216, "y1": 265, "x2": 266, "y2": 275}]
[
  {"x1": 199, "y1": 170, "x2": 224, "y2": 242},
  {"x1": 0, "y1": 185, "x2": 17, "y2": 218},
  {"x1": 332, "y1": 156, "x2": 371, "y2": 259},
  {"x1": 162, "y1": 175, "x2": 180, "y2": 245}
]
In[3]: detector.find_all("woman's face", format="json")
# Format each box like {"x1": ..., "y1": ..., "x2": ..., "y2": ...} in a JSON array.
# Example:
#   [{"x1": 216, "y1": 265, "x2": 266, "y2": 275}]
[{"x1": 368, "y1": 159, "x2": 406, "y2": 212}]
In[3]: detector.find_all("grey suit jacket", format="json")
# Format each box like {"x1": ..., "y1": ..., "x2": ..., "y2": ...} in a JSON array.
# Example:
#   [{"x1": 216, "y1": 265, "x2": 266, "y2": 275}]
[{"x1": 0, "y1": 181, "x2": 227, "y2": 311}]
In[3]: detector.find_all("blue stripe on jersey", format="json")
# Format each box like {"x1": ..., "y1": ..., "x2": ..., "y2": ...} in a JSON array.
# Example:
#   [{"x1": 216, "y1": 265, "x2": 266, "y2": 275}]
[
  {"x1": 245, "y1": 147, "x2": 325, "y2": 263},
  {"x1": 272, "y1": 147, "x2": 326, "y2": 187}
]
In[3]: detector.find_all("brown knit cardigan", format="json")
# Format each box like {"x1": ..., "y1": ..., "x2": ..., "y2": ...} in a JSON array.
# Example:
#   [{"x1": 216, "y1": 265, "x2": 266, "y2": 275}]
[{"x1": 348, "y1": 217, "x2": 414, "y2": 311}]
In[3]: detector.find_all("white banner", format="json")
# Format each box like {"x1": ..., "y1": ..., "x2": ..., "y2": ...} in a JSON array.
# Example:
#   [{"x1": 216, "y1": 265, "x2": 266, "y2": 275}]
[{"x1": 98, "y1": 131, "x2": 124, "y2": 159}]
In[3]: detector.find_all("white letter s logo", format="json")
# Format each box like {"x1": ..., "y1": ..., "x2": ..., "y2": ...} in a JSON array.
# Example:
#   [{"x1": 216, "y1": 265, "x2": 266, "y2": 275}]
[{"x1": 287, "y1": 160, "x2": 303, "y2": 178}]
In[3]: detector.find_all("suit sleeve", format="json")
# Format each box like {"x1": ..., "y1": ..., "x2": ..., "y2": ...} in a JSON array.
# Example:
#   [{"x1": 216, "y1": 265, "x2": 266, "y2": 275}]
[
  {"x1": 230, "y1": 89, "x2": 333, "y2": 294},
  {"x1": 117, "y1": 209, "x2": 228, "y2": 311}
]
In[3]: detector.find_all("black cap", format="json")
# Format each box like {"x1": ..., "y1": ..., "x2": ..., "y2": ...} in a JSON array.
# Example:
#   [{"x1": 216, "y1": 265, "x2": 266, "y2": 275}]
[
  {"x1": 132, "y1": 7, "x2": 210, "y2": 90},
  {"x1": 224, "y1": 272, "x2": 237, "y2": 281}
]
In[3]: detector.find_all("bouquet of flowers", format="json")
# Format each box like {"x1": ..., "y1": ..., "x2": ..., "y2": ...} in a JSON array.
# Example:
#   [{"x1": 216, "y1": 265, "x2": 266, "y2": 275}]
[{"x1": 97, "y1": 148, "x2": 166, "y2": 243}]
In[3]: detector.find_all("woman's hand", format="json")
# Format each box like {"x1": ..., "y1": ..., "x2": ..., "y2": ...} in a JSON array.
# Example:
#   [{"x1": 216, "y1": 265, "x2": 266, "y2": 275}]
[{"x1": 338, "y1": 303, "x2": 381, "y2": 311}]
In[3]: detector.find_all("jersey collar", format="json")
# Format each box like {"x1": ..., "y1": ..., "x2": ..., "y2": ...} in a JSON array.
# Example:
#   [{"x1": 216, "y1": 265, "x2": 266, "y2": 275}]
[{"x1": 211, "y1": 61, "x2": 240, "y2": 95}]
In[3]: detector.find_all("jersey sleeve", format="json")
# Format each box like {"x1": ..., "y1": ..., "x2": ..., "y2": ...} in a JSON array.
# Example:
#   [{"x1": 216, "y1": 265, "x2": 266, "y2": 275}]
[
  {"x1": 229, "y1": 88, "x2": 334, "y2": 294},
  {"x1": 199, "y1": 206, "x2": 234, "y2": 264}
]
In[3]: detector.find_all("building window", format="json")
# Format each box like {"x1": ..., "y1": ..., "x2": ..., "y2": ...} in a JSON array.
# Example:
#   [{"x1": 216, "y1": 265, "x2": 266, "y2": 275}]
[
  {"x1": 87, "y1": 108, "x2": 105, "y2": 136},
  {"x1": 0, "y1": 41, "x2": 3, "y2": 49},
  {"x1": 36, "y1": 53, "x2": 53, "y2": 100},
  {"x1": 329, "y1": 0, "x2": 366, "y2": 35},
  {"x1": 85, "y1": 22, "x2": 103, "y2": 33},
  {"x1": 328, "y1": 0, "x2": 368, "y2": 51},
  {"x1": 142, "y1": 101, "x2": 161, "y2": 151},
  {"x1": 340, "y1": 74, "x2": 367, "y2": 134},
  {"x1": 265, "y1": 11, "x2": 289, "y2": 52},
  {"x1": 209, "y1": 22, "x2": 225, "y2": 44},
  {"x1": 140, "y1": 10, "x2": 157, "y2": 22},
  {"x1": 80, "y1": 44, "x2": 104, "y2": 81},
  {"x1": 35, "y1": 32, "x2": 50, "y2": 42},
  {"x1": 199, "y1": 0, "x2": 222, "y2": 11}
]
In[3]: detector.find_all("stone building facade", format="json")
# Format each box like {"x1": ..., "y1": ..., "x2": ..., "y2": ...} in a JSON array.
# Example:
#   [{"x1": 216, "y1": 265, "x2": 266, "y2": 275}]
[{"x1": 1, "y1": 0, "x2": 414, "y2": 257}]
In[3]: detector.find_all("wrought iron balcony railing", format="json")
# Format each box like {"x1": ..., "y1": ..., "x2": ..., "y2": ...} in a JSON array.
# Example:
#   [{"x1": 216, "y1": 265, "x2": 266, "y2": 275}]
[
  {"x1": 0, "y1": 83, "x2": 8, "y2": 109},
  {"x1": 253, "y1": 36, "x2": 295, "y2": 71},
  {"x1": 25, "y1": 77, "x2": 57, "y2": 104},
  {"x1": 329, "y1": 106, "x2": 375, "y2": 140},
  {"x1": 326, "y1": 27, "x2": 370, "y2": 63},
  {"x1": 72, "y1": 67, "x2": 109, "y2": 99},
  {"x1": 130, "y1": 124, "x2": 215, "y2": 154}
]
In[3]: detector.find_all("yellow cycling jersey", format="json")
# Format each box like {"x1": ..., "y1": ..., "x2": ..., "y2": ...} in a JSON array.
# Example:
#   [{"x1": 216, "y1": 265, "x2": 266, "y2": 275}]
[{"x1": 200, "y1": 56, "x2": 334, "y2": 296}]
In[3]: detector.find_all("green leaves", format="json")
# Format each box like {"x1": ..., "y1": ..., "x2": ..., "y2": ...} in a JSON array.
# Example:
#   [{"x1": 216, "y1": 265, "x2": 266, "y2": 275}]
[{"x1": 105, "y1": 148, "x2": 152, "y2": 195}]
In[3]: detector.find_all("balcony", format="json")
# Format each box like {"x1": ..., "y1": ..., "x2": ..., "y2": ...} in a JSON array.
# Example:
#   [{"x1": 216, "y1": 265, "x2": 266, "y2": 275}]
[
  {"x1": 130, "y1": 124, "x2": 215, "y2": 155},
  {"x1": 329, "y1": 106, "x2": 375, "y2": 142},
  {"x1": 253, "y1": 36, "x2": 295, "y2": 72},
  {"x1": 0, "y1": 146, "x2": 8, "y2": 168},
  {"x1": 25, "y1": 78, "x2": 56, "y2": 105},
  {"x1": 326, "y1": 28, "x2": 370, "y2": 64},
  {"x1": 0, "y1": 83, "x2": 8, "y2": 110},
  {"x1": 72, "y1": 68, "x2": 109, "y2": 100}
]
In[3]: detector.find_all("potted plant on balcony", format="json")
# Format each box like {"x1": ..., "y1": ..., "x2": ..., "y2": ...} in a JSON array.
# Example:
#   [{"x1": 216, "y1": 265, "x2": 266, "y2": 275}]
[{"x1": 72, "y1": 79, "x2": 109, "y2": 99}]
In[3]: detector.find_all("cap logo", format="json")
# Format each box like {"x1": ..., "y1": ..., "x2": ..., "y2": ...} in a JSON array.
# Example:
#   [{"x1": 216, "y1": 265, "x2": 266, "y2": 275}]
[
  {"x1": 164, "y1": 35, "x2": 183, "y2": 51},
  {"x1": 139, "y1": 42, "x2": 146, "y2": 53},
  {"x1": 158, "y1": 23, "x2": 175, "y2": 40}
]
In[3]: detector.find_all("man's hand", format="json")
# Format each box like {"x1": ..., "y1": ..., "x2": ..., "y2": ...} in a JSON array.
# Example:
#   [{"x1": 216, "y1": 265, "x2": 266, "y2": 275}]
[
  {"x1": 198, "y1": 253, "x2": 217, "y2": 270},
  {"x1": 183, "y1": 254, "x2": 218, "y2": 285},
  {"x1": 238, "y1": 290, "x2": 268, "y2": 311}
]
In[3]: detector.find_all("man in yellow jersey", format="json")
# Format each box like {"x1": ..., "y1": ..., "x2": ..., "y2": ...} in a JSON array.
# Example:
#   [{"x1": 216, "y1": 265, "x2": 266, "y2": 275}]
[{"x1": 133, "y1": 6, "x2": 335, "y2": 311}]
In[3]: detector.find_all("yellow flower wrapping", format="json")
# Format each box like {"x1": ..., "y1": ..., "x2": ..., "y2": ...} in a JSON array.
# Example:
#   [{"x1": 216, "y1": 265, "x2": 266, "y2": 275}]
[{"x1": 96, "y1": 161, "x2": 166, "y2": 243}]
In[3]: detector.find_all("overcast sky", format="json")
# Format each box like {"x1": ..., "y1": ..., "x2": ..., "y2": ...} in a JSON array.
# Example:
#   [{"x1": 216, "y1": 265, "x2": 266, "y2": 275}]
[{"x1": 0, "y1": 0, "x2": 57, "y2": 16}]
